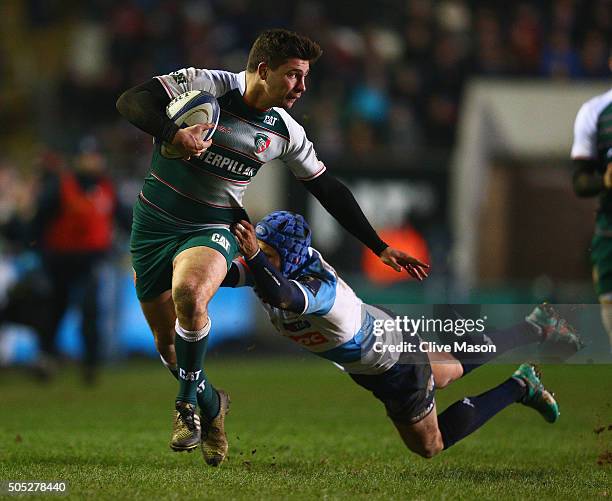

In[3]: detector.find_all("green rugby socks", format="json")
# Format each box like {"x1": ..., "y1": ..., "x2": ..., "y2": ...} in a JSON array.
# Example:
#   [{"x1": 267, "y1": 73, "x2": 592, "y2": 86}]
[
  {"x1": 160, "y1": 351, "x2": 220, "y2": 419},
  {"x1": 174, "y1": 318, "x2": 212, "y2": 406},
  {"x1": 196, "y1": 373, "x2": 220, "y2": 421}
]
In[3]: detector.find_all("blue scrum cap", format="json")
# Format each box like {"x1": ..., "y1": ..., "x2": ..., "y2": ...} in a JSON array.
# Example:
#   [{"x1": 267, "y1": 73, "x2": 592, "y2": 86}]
[{"x1": 255, "y1": 211, "x2": 312, "y2": 277}]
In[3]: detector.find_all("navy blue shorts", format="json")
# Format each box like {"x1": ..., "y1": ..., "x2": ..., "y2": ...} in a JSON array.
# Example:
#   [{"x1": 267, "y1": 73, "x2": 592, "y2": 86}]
[{"x1": 350, "y1": 360, "x2": 435, "y2": 424}]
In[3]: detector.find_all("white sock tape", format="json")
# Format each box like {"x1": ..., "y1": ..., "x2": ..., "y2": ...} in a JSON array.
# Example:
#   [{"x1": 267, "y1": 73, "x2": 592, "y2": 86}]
[
  {"x1": 159, "y1": 353, "x2": 177, "y2": 371},
  {"x1": 175, "y1": 317, "x2": 211, "y2": 342}
]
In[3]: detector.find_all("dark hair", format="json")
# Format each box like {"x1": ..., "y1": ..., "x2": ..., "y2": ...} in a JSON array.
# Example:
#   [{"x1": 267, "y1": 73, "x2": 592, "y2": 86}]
[{"x1": 247, "y1": 29, "x2": 322, "y2": 72}]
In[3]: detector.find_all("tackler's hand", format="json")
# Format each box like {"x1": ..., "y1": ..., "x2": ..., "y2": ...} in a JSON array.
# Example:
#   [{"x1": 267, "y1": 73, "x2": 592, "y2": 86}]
[{"x1": 232, "y1": 220, "x2": 260, "y2": 259}]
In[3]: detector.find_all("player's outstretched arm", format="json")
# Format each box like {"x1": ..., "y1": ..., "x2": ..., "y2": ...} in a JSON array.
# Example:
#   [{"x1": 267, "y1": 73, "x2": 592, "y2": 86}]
[
  {"x1": 302, "y1": 172, "x2": 429, "y2": 280},
  {"x1": 572, "y1": 159, "x2": 604, "y2": 197},
  {"x1": 302, "y1": 172, "x2": 387, "y2": 254}
]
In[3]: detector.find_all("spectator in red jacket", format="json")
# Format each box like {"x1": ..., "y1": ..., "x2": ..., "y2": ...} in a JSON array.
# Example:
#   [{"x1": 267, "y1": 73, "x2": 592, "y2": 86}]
[{"x1": 31, "y1": 138, "x2": 116, "y2": 384}]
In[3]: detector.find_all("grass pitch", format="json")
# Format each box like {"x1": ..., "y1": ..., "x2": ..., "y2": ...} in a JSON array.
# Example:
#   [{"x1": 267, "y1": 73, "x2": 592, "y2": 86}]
[{"x1": 1, "y1": 357, "x2": 610, "y2": 500}]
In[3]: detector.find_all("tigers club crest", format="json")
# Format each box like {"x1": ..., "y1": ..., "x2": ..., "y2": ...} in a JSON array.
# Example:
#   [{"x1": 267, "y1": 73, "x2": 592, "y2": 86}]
[{"x1": 254, "y1": 133, "x2": 271, "y2": 154}]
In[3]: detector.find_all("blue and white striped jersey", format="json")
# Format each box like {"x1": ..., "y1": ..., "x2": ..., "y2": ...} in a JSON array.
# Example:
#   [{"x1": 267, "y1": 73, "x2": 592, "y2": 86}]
[{"x1": 261, "y1": 248, "x2": 401, "y2": 375}]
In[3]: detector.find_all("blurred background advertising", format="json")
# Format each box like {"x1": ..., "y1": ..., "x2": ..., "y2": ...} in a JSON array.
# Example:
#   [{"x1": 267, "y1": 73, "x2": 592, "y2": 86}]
[{"x1": 0, "y1": 0, "x2": 610, "y2": 369}]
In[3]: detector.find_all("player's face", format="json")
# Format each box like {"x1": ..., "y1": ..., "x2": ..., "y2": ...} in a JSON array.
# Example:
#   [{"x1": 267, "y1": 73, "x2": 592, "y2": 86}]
[
  {"x1": 265, "y1": 59, "x2": 310, "y2": 109},
  {"x1": 258, "y1": 240, "x2": 282, "y2": 270}
]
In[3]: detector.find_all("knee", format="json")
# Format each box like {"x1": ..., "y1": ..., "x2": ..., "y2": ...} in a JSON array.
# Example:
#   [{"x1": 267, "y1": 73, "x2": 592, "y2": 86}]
[
  {"x1": 434, "y1": 376, "x2": 451, "y2": 390},
  {"x1": 403, "y1": 426, "x2": 444, "y2": 459},
  {"x1": 173, "y1": 280, "x2": 208, "y2": 321},
  {"x1": 443, "y1": 367, "x2": 463, "y2": 388},
  {"x1": 432, "y1": 364, "x2": 463, "y2": 389},
  {"x1": 410, "y1": 434, "x2": 444, "y2": 459}
]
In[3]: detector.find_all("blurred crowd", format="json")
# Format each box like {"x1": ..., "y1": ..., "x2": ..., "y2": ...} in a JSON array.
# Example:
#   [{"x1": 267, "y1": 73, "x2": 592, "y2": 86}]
[{"x1": 0, "y1": 0, "x2": 610, "y2": 175}]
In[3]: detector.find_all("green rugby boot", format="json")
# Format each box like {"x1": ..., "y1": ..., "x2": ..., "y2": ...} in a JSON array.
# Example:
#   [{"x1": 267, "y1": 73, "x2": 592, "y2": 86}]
[
  {"x1": 170, "y1": 401, "x2": 201, "y2": 452},
  {"x1": 526, "y1": 304, "x2": 584, "y2": 352},
  {"x1": 512, "y1": 363, "x2": 559, "y2": 423},
  {"x1": 201, "y1": 389, "x2": 230, "y2": 466}
]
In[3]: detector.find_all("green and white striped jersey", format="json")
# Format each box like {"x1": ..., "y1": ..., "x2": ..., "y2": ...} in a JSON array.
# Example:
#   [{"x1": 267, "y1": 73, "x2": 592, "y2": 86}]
[
  {"x1": 140, "y1": 68, "x2": 326, "y2": 225},
  {"x1": 571, "y1": 88, "x2": 612, "y2": 215}
]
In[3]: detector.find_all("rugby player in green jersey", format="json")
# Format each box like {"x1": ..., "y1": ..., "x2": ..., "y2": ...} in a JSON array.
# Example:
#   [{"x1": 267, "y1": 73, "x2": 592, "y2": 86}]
[
  {"x1": 116, "y1": 29, "x2": 429, "y2": 466},
  {"x1": 571, "y1": 54, "x2": 612, "y2": 355}
]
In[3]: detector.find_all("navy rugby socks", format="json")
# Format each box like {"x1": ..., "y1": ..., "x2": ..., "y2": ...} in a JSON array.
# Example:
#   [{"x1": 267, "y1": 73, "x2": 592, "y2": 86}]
[
  {"x1": 173, "y1": 319, "x2": 220, "y2": 419},
  {"x1": 437, "y1": 377, "x2": 526, "y2": 449}
]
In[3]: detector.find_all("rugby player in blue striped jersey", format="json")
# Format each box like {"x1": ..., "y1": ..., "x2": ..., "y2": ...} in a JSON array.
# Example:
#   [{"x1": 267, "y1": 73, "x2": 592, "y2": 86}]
[{"x1": 228, "y1": 212, "x2": 584, "y2": 458}]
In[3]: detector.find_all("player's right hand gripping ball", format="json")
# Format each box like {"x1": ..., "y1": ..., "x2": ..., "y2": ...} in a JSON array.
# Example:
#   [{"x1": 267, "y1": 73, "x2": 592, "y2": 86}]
[{"x1": 161, "y1": 90, "x2": 220, "y2": 159}]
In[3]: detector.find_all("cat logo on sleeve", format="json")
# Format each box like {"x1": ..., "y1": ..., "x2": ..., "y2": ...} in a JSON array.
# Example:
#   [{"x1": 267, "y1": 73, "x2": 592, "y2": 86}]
[{"x1": 170, "y1": 71, "x2": 187, "y2": 85}]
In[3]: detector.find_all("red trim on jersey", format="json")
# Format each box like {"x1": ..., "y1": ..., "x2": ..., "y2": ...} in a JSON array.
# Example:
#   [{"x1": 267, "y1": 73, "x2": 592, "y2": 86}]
[
  {"x1": 139, "y1": 192, "x2": 200, "y2": 224},
  {"x1": 181, "y1": 159, "x2": 252, "y2": 184},
  {"x1": 237, "y1": 256, "x2": 250, "y2": 271},
  {"x1": 155, "y1": 76, "x2": 175, "y2": 98},
  {"x1": 221, "y1": 109, "x2": 290, "y2": 141},
  {"x1": 212, "y1": 142, "x2": 264, "y2": 164},
  {"x1": 294, "y1": 162, "x2": 326, "y2": 181},
  {"x1": 150, "y1": 172, "x2": 236, "y2": 209}
]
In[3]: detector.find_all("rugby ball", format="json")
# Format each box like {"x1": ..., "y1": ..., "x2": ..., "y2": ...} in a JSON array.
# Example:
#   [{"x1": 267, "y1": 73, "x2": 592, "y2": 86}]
[{"x1": 161, "y1": 90, "x2": 220, "y2": 159}]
